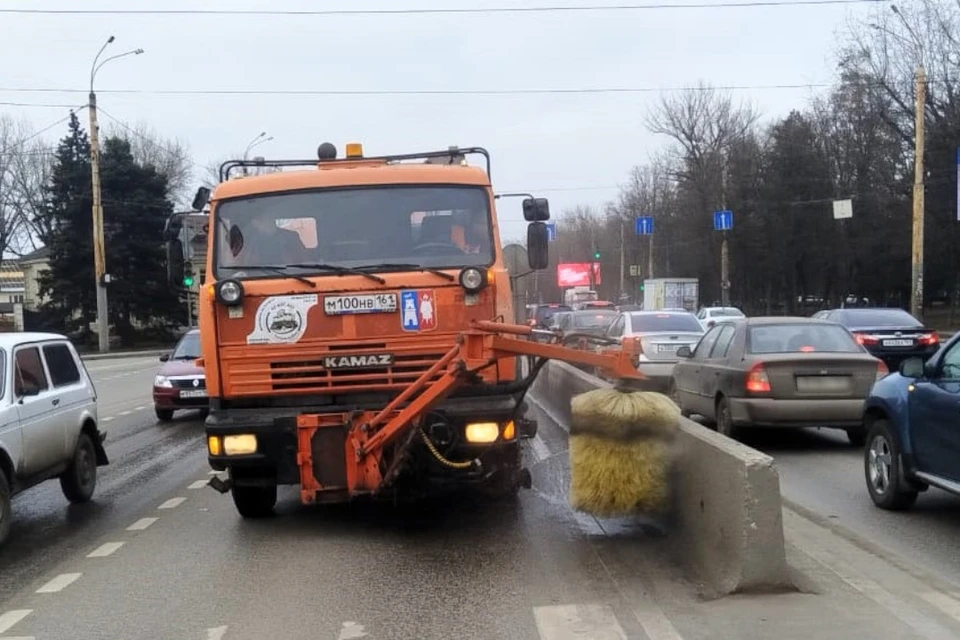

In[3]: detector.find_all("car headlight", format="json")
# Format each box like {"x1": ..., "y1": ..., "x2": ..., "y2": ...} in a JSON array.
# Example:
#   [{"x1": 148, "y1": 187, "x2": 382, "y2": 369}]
[
  {"x1": 458, "y1": 267, "x2": 486, "y2": 293},
  {"x1": 154, "y1": 375, "x2": 172, "y2": 388},
  {"x1": 216, "y1": 279, "x2": 244, "y2": 306}
]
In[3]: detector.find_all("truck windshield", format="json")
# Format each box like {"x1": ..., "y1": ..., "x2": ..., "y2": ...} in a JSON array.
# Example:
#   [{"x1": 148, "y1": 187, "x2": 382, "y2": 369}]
[{"x1": 214, "y1": 185, "x2": 494, "y2": 278}]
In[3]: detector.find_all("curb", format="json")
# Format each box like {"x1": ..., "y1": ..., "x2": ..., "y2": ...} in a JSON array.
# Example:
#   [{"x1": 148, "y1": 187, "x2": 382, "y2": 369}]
[{"x1": 81, "y1": 349, "x2": 168, "y2": 362}]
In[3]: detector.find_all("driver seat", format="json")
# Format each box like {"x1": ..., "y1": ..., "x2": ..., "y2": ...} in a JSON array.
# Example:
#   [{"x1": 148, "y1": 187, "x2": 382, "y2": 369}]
[{"x1": 418, "y1": 215, "x2": 454, "y2": 245}]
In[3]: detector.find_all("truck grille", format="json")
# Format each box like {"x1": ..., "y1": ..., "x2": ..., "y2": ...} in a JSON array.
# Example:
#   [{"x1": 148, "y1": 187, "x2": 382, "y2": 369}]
[{"x1": 222, "y1": 342, "x2": 450, "y2": 395}]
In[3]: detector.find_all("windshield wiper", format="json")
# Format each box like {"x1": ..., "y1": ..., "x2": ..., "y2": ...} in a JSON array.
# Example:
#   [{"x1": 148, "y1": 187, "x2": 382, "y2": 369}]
[
  {"x1": 358, "y1": 263, "x2": 456, "y2": 282},
  {"x1": 287, "y1": 263, "x2": 386, "y2": 284},
  {"x1": 240, "y1": 265, "x2": 317, "y2": 288}
]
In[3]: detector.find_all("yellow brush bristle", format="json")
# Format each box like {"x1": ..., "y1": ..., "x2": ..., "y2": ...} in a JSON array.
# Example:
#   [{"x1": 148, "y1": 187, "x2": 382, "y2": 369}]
[
  {"x1": 568, "y1": 434, "x2": 672, "y2": 517},
  {"x1": 570, "y1": 389, "x2": 680, "y2": 440}
]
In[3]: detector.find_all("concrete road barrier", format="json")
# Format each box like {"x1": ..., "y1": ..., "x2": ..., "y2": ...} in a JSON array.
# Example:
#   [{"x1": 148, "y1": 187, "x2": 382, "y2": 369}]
[{"x1": 527, "y1": 360, "x2": 793, "y2": 596}]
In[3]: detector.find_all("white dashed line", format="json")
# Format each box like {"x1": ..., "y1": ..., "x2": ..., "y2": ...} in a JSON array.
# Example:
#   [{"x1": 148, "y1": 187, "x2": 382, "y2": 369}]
[
  {"x1": 102, "y1": 416, "x2": 114, "y2": 422},
  {"x1": 0, "y1": 609, "x2": 32, "y2": 634},
  {"x1": 134, "y1": 405, "x2": 146, "y2": 411},
  {"x1": 529, "y1": 435, "x2": 551, "y2": 463},
  {"x1": 338, "y1": 622, "x2": 368, "y2": 639},
  {"x1": 188, "y1": 480, "x2": 209, "y2": 490},
  {"x1": 87, "y1": 542, "x2": 124, "y2": 558},
  {"x1": 534, "y1": 604, "x2": 627, "y2": 640},
  {"x1": 206, "y1": 626, "x2": 229, "y2": 640},
  {"x1": 119, "y1": 410, "x2": 132, "y2": 416},
  {"x1": 36, "y1": 573, "x2": 81, "y2": 594},
  {"x1": 127, "y1": 517, "x2": 159, "y2": 531},
  {"x1": 158, "y1": 497, "x2": 187, "y2": 510}
]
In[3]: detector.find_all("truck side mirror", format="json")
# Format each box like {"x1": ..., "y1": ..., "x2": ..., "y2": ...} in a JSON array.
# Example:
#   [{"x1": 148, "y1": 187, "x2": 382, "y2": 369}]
[
  {"x1": 166, "y1": 238, "x2": 186, "y2": 289},
  {"x1": 522, "y1": 197, "x2": 550, "y2": 222},
  {"x1": 192, "y1": 186, "x2": 211, "y2": 211},
  {"x1": 527, "y1": 222, "x2": 549, "y2": 270}
]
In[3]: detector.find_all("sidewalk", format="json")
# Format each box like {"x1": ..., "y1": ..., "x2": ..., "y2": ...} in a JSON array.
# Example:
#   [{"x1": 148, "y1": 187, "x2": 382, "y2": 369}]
[{"x1": 613, "y1": 504, "x2": 960, "y2": 640}]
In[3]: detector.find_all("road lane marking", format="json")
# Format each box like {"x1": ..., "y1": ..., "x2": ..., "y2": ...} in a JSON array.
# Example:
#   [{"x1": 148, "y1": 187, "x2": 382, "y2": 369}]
[
  {"x1": 534, "y1": 604, "x2": 628, "y2": 640},
  {"x1": 206, "y1": 626, "x2": 228, "y2": 640},
  {"x1": 134, "y1": 405, "x2": 145, "y2": 410},
  {"x1": 0, "y1": 610, "x2": 32, "y2": 634},
  {"x1": 530, "y1": 435, "x2": 551, "y2": 463},
  {"x1": 188, "y1": 480, "x2": 209, "y2": 490},
  {"x1": 87, "y1": 542, "x2": 124, "y2": 558},
  {"x1": 159, "y1": 497, "x2": 186, "y2": 509},
  {"x1": 921, "y1": 591, "x2": 960, "y2": 624},
  {"x1": 338, "y1": 621, "x2": 368, "y2": 639},
  {"x1": 102, "y1": 416, "x2": 114, "y2": 422},
  {"x1": 36, "y1": 573, "x2": 81, "y2": 594},
  {"x1": 119, "y1": 410, "x2": 132, "y2": 416},
  {"x1": 127, "y1": 517, "x2": 158, "y2": 531}
]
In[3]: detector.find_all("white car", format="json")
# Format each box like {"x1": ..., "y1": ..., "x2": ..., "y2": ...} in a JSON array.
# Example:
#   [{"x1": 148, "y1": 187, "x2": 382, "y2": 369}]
[
  {"x1": 603, "y1": 311, "x2": 705, "y2": 391},
  {"x1": 696, "y1": 306, "x2": 746, "y2": 330},
  {"x1": 0, "y1": 333, "x2": 107, "y2": 546}
]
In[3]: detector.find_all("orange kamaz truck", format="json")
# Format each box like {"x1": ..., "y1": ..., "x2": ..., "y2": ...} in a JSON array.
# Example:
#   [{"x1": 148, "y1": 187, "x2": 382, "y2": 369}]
[{"x1": 164, "y1": 143, "x2": 641, "y2": 518}]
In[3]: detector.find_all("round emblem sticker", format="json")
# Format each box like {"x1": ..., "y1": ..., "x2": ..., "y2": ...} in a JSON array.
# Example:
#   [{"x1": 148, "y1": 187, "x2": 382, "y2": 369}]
[{"x1": 247, "y1": 294, "x2": 319, "y2": 345}]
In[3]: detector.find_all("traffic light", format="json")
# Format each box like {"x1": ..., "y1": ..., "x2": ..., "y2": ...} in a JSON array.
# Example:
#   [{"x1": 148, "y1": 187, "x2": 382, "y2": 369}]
[
  {"x1": 182, "y1": 261, "x2": 194, "y2": 287},
  {"x1": 639, "y1": 283, "x2": 645, "y2": 291},
  {"x1": 593, "y1": 251, "x2": 600, "y2": 260}
]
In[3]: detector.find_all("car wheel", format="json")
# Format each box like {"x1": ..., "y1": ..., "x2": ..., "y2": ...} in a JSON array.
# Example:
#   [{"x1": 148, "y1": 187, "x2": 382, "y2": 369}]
[
  {"x1": 864, "y1": 419, "x2": 918, "y2": 510},
  {"x1": 60, "y1": 432, "x2": 97, "y2": 504},
  {"x1": 0, "y1": 471, "x2": 11, "y2": 547},
  {"x1": 155, "y1": 408, "x2": 174, "y2": 422},
  {"x1": 231, "y1": 484, "x2": 277, "y2": 518},
  {"x1": 715, "y1": 396, "x2": 738, "y2": 439},
  {"x1": 667, "y1": 381, "x2": 690, "y2": 418},
  {"x1": 846, "y1": 426, "x2": 867, "y2": 447}
]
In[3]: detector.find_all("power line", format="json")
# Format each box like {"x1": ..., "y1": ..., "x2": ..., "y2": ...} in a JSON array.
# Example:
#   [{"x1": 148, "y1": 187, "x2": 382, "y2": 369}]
[
  {"x1": 0, "y1": 82, "x2": 850, "y2": 97},
  {"x1": 0, "y1": 1, "x2": 882, "y2": 17},
  {"x1": 0, "y1": 101, "x2": 83, "y2": 108}
]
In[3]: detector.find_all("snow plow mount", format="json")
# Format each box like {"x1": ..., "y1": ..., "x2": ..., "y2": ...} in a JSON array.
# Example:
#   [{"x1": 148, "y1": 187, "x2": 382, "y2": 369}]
[{"x1": 295, "y1": 319, "x2": 643, "y2": 499}]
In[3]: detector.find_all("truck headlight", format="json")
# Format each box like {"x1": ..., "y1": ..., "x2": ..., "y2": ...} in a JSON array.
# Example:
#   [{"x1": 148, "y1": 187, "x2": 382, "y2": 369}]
[
  {"x1": 458, "y1": 267, "x2": 486, "y2": 293},
  {"x1": 465, "y1": 422, "x2": 499, "y2": 443},
  {"x1": 216, "y1": 279, "x2": 244, "y2": 306},
  {"x1": 154, "y1": 375, "x2": 172, "y2": 388},
  {"x1": 223, "y1": 434, "x2": 258, "y2": 455}
]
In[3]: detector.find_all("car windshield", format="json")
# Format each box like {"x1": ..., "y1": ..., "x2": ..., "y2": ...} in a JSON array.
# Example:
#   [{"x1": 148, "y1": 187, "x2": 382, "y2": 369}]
[
  {"x1": 573, "y1": 312, "x2": 617, "y2": 329},
  {"x1": 839, "y1": 308, "x2": 921, "y2": 328},
  {"x1": 630, "y1": 313, "x2": 704, "y2": 333},
  {"x1": 172, "y1": 333, "x2": 202, "y2": 360},
  {"x1": 748, "y1": 323, "x2": 861, "y2": 354},
  {"x1": 536, "y1": 305, "x2": 572, "y2": 323},
  {"x1": 214, "y1": 186, "x2": 493, "y2": 278}
]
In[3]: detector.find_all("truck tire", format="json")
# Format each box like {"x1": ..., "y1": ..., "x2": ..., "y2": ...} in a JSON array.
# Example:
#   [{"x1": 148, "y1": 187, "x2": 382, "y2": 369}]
[
  {"x1": 60, "y1": 432, "x2": 97, "y2": 504},
  {"x1": 231, "y1": 484, "x2": 277, "y2": 518},
  {"x1": 0, "y1": 472, "x2": 11, "y2": 547}
]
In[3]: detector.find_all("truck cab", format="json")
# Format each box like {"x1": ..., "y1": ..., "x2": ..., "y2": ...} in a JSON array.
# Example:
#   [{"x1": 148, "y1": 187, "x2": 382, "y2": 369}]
[{"x1": 164, "y1": 143, "x2": 550, "y2": 517}]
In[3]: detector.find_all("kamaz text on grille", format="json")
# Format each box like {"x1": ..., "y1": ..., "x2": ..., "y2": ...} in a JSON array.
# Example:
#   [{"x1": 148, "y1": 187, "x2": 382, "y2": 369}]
[{"x1": 322, "y1": 354, "x2": 395, "y2": 369}]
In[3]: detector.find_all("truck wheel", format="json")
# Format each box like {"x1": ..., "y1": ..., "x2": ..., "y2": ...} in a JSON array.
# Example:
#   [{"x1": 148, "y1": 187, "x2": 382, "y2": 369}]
[
  {"x1": 864, "y1": 419, "x2": 918, "y2": 510},
  {"x1": 0, "y1": 472, "x2": 11, "y2": 547},
  {"x1": 60, "y1": 432, "x2": 97, "y2": 504},
  {"x1": 231, "y1": 484, "x2": 277, "y2": 518}
]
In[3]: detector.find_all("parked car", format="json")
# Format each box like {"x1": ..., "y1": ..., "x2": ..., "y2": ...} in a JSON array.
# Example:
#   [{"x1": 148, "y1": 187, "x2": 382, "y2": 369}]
[
  {"x1": 670, "y1": 317, "x2": 886, "y2": 443},
  {"x1": 153, "y1": 329, "x2": 207, "y2": 422},
  {"x1": 528, "y1": 303, "x2": 572, "y2": 329},
  {"x1": 863, "y1": 334, "x2": 960, "y2": 510},
  {"x1": 604, "y1": 310, "x2": 704, "y2": 391},
  {"x1": 812, "y1": 307, "x2": 939, "y2": 369},
  {"x1": 0, "y1": 333, "x2": 108, "y2": 546},
  {"x1": 696, "y1": 306, "x2": 746, "y2": 330}
]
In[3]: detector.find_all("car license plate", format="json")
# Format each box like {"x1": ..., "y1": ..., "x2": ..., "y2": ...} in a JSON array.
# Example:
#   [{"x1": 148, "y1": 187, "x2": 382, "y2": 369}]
[
  {"x1": 657, "y1": 344, "x2": 680, "y2": 353},
  {"x1": 796, "y1": 376, "x2": 851, "y2": 393},
  {"x1": 180, "y1": 389, "x2": 207, "y2": 399},
  {"x1": 882, "y1": 339, "x2": 913, "y2": 347},
  {"x1": 324, "y1": 294, "x2": 398, "y2": 316}
]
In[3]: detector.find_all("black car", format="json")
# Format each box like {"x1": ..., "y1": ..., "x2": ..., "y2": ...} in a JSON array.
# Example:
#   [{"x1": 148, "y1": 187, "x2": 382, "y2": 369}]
[
  {"x1": 812, "y1": 307, "x2": 940, "y2": 368},
  {"x1": 530, "y1": 303, "x2": 572, "y2": 329}
]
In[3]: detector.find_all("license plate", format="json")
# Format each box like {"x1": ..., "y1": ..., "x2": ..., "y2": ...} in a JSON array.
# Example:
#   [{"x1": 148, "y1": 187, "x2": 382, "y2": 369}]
[
  {"x1": 882, "y1": 339, "x2": 913, "y2": 347},
  {"x1": 179, "y1": 389, "x2": 208, "y2": 399},
  {"x1": 796, "y1": 376, "x2": 851, "y2": 393},
  {"x1": 657, "y1": 344, "x2": 680, "y2": 353},
  {"x1": 324, "y1": 294, "x2": 398, "y2": 316}
]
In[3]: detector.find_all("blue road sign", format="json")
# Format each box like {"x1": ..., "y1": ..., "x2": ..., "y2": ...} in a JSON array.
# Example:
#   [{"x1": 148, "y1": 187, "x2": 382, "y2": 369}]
[
  {"x1": 635, "y1": 216, "x2": 654, "y2": 236},
  {"x1": 713, "y1": 210, "x2": 734, "y2": 231},
  {"x1": 546, "y1": 223, "x2": 557, "y2": 242}
]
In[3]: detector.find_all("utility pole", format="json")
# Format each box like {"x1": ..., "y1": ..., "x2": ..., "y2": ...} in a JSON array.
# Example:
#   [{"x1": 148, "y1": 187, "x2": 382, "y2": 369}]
[
  {"x1": 648, "y1": 233, "x2": 654, "y2": 280},
  {"x1": 88, "y1": 37, "x2": 143, "y2": 352},
  {"x1": 910, "y1": 64, "x2": 926, "y2": 320},
  {"x1": 618, "y1": 222, "x2": 625, "y2": 300},
  {"x1": 720, "y1": 162, "x2": 730, "y2": 306}
]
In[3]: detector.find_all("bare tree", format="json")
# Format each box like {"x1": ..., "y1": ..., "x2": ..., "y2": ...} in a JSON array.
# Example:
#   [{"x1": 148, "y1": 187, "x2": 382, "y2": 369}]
[
  {"x1": 0, "y1": 115, "x2": 53, "y2": 256},
  {"x1": 103, "y1": 120, "x2": 194, "y2": 208}
]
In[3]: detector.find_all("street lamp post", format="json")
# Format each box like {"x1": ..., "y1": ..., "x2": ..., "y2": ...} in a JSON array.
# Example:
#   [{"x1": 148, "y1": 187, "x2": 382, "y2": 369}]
[
  {"x1": 242, "y1": 132, "x2": 273, "y2": 175},
  {"x1": 88, "y1": 36, "x2": 143, "y2": 352}
]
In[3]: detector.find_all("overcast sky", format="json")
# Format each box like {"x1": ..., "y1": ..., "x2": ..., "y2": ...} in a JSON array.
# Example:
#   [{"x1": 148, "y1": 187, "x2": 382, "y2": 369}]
[{"x1": 1, "y1": 0, "x2": 875, "y2": 242}]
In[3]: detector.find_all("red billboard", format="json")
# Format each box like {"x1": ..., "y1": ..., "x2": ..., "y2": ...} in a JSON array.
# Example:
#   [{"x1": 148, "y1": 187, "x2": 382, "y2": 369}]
[{"x1": 557, "y1": 262, "x2": 602, "y2": 287}]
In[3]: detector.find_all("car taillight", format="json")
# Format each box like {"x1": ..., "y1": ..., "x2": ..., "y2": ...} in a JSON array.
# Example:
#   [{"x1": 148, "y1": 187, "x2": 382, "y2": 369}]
[
  {"x1": 876, "y1": 360, "x2": 889, "y2": 381},
  {"x1": 746, "y1": 363, "x2": 771, "y2": 393},
  {"x1": 855, "y1": 333, "x2": 879, "y2": 346},
  {"x1": 918, "y1": 333, "x2": 939, "y2": 346}
]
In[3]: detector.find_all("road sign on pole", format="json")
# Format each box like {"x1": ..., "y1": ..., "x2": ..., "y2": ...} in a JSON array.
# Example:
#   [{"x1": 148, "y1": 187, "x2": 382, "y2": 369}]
[
  {"x1": 629, "y1": 265, "x2": 639, "y2": 276},
  {"x1": 713, "y1": 210, "x2": 733, "y2": 231},
  {"x1": 635, "y1": 216, "x2": 654, "y2": 236},
  {"x1": 546, "y1": 223, "x2": 557, "y2": 242},
  {"x1": 832, "y1": 199, "x2": 853, "y2": 220}
]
